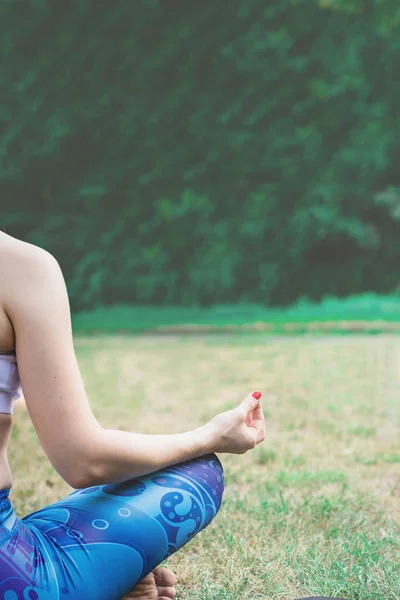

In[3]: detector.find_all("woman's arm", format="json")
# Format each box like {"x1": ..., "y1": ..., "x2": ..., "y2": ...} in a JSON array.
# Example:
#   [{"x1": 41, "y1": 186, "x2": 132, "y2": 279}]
[
  {"x1": 1, "y1": 237, "x2": 212, "y2": 488},
  {"x1": 1, "y1": 235, "x2": 265, "y2": 488}
]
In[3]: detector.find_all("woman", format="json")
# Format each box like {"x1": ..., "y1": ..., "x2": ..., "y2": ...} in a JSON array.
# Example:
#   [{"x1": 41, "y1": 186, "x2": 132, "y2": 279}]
[{"x1": 0, "y1": 231, "x2": 266, "y2": 600}]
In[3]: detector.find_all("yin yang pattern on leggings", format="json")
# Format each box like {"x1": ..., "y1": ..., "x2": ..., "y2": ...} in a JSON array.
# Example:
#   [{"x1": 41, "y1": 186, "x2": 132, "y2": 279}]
[
  {"x1": 0, "y1": 453, "x2": 224, "y2": 600},
  {"x1": 151, "y1": 454, "x2": 224, "y2": 555}
]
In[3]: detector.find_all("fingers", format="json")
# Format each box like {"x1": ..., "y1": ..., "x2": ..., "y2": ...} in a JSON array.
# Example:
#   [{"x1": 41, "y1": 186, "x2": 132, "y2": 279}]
[
  {"x1": 239, "y1": 390, "x2": 262, "y2": 418},
  {"x1": 246, "y1": 391, "x2": 266, "y2": 442},
  {"x1": 250, "y1": 403, "x2": 265, "y2": 431},
  {"x1": 236, "y1": 390, "x2": 266, "y2": 448},
  {"x1": 240, "y1": 391, "x2": 266, "y2": 444}
]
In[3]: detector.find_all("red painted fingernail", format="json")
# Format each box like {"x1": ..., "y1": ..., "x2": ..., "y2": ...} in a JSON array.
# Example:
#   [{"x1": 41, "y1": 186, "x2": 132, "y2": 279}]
[{"x1": 252, "y1": 391, "x2": 262, "y2": 400}]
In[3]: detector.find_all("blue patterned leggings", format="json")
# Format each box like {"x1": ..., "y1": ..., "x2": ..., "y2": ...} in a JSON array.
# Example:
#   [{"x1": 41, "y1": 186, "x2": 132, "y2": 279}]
[{"x1": 0, "y1": 453, "x2": 224, "y2": 600}]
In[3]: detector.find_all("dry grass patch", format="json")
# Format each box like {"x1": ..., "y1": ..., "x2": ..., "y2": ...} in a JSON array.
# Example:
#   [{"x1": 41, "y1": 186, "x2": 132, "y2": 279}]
[{"x1": 8, "y1": 334, "x2": 400, "y2": 599}]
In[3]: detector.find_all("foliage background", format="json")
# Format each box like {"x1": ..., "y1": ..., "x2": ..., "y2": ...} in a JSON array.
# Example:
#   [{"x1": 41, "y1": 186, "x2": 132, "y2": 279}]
[{"x1": 1, "y1": 0, "x2": 400, "y2": 311}]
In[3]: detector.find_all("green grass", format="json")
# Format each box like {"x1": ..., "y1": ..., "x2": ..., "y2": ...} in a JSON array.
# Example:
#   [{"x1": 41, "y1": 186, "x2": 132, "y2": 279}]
[
  {"x1": 72, "y1": 293, "x2": 400, "y2": 335},
  {"x1": 10, "y1": 334, "x2": 400, "y2": 599}
]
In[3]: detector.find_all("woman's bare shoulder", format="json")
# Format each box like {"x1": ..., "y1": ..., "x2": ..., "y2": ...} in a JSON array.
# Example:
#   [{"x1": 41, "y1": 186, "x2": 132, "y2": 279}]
[
  {"x1": 0, "y1": 231, "x2": 58, "y2": 269},
  {"x1": 0, "y1": 231, "x2": 53, "y2": 259},
  {"x1": 0, "y1": 232, "x2": 61, "y2": 307}
]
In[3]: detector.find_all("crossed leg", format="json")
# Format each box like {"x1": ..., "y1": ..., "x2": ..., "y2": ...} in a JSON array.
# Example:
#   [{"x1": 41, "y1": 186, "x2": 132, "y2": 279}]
[{"x1": 0, "y1": 453, "x2": 224, "y2": 599}]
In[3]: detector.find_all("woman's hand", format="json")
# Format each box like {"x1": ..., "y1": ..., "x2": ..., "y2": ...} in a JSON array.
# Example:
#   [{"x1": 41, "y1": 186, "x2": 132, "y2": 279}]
[{"x1": 204, "y1": 391, "x2": 266, "y2": 454}]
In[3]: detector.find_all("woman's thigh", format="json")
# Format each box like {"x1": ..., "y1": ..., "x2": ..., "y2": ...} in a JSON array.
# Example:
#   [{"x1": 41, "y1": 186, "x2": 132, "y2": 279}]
[{"x1": 0, "y1": 453, "x2": 224, "y2": 600}]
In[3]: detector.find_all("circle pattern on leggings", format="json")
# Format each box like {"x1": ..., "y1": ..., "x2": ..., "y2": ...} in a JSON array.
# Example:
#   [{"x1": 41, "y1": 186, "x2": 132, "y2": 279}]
[{"x1": 92, "y1": 519, "x2": 109, "y2": 530}]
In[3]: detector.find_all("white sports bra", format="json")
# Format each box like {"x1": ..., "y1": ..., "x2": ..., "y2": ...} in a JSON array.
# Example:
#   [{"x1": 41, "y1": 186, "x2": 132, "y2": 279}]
[{"x1": 0, "y1": 352, "x2": 22, "y2": 415}]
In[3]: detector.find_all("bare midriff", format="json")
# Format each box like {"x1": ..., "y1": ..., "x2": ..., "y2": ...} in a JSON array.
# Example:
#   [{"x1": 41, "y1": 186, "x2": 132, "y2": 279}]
[
  {"x1": 0, "y1": 416, "x2": 13, "y2": 490},
  {"x1": 0, "y1": 305, "x2": 18, "y2": 490}
]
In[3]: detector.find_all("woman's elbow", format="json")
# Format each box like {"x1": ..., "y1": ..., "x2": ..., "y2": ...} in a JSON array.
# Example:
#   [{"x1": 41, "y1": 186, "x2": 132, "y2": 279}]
[
  {"x1": 58, "y1": 455, "x2": 105, "y2": 490},
  {"x1": 54, "y1": 428, "x2": 107, "y2": 489},
  {"x1": 65, "y1": 470, "x2": 96, "y2": 490}
]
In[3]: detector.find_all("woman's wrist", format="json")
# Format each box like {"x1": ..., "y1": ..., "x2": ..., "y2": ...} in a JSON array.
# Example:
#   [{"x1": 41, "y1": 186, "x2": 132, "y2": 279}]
[{"x1": 190, "y1": 422, "x2": 216, "y2": 456}]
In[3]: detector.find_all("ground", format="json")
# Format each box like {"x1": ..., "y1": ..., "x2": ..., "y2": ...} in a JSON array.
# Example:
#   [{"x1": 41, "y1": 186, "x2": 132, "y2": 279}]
[{"x1": 10, "y1": 334, "x2": 400, "y2": 600}]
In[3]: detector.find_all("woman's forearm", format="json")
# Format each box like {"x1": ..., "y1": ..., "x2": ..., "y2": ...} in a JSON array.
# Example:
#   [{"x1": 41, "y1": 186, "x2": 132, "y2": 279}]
[{"x1": 90, "y1": 424, "x2": 215, "y2": 485}]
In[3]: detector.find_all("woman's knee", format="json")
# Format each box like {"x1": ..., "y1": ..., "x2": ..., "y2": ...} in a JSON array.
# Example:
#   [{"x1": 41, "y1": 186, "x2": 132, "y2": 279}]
[
  {"x1": 199, "y1": 452, "x2": 224, "y2": 514},
  {"x1": 162, "y1": 452, "x2": 225, "y2": 528},
  {"x1": 149, "y1": 452, "x2": 224, "y2": 554},
  {"x1": 143, "y1": 452, "x2": 223, "y2": 523}
]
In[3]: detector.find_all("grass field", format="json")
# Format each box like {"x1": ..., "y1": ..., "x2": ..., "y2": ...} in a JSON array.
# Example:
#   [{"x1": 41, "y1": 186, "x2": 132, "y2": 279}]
[
  {"x1": 72, "y1": 294, "x2": 400, "y2": 335},
  {"x1": 9, "y1": 334, "x2": 400, "y2": 599}
]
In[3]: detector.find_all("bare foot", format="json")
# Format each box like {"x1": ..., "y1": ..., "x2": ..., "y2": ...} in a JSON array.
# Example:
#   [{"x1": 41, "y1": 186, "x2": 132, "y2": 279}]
[{"x1": 122, "y1": 566, "x2": 177, "y2": 600}]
